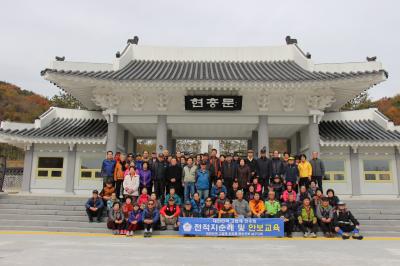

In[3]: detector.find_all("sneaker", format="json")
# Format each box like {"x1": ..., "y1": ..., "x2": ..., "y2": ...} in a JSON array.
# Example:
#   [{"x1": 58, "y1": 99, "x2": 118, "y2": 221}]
[
  {"x1": 287, "y1": 233, "x2": 293, "y2": 238},
  {"x1": 89, "y1": 218, "x2": 94, "y2": 223},
  {"x1": 130, "y1": 231, "x2": 134, "y2": 236},
  {"x1": 342, "y1": 233, "x2": 350, "y2": 240},
  {"x1": 97, "y1": 218, "x2": 102, "y2": 223},
  {"x1": 112, "y1": 230, "x2": 118, "y2": 235},
  {"x1": 352, "y1": 234, "x2": 364, "y2": 240},
  {"x1": 303, "y1": 232, "x2": 309, "y2": 238},
  {"x1": 160, "y1": 226, "x2": 167, "y2": 231},
  {"x1": 144, "y1": 232, "x2": 148, "y2": 238},
  {"x1": 148, "y1": 232, "x2": 152, "y2": 238},
  {"x1": 310, "y1": 232, "x2": 317, "y2": 238},
  {"x1": 126, "y1": 231, "x2": 131, "y2": 237},
  {"x1": 324, "y1": 232, "x2": 330, "y2": 238}
]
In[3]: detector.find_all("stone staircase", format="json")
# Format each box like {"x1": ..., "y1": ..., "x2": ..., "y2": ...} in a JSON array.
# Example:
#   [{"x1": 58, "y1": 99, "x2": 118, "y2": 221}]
[{"x1": 0, "y1": 194, "x2": 399, "y2": 236}]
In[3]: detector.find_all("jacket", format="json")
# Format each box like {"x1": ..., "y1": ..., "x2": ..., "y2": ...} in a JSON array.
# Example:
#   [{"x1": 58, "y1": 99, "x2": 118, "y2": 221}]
[
  {"x1": 106, "y1": 198, "x2": 120, "y2": 210},
  {"x1": 310, "y1": 158, "x2": 325, "y2": 177},
  {"x1": 202, "y1": 205, "x2": 218, "y2": 218},
  {"x1": 282, "y1": 189, "x2": 297, "y2": 202},
  {"x1": 221, "y1": 161, "x2": 237, "y2": 183},
  {"x1": 100, "y1": 186, "x2": 115, "y2": 198},
  {"x1": 214, "y1": 198, "x2": 226, "y2": 211},
  {"x1": 166, "y1": 165, "x2": 182, "y2": 186},
  {"x1": 123, "y1": 174, "x2": 140, "y2": 196},
  {"x1": 218, "y1": 207, "x2": 237, "y2": 218},
  {"x1": 113, "y1": 160, "x2": 124, "y2": 181},
  {"x1": 108, "y1": 209, "x2": 124, "y2": 222},
  {"x1": 137, "y1": 194, "x2": 150, "y2": 207},
  {"x1": 316, "y1": 205, "x2": 334, "y2": 220},
  {"x1": 128, "y1": 210, "x2": 142, "y2": 224},
  {"x1": 101, "y1": 159, "x2": 116, "y2": 178},
  {"x1": 195, "y1": 169, "x2": 210, "y2": 190},
  {"x1": 210, "y1": 185, "x2": 227, "y2": 199},
  {"x1": 85, "y1": 197, "x2": 104, "y2": 209},
  {"x1": 152, "y1": 160, "x2": 167, "y2": 181},
  {"x1": 164, "y1": 193, "x2": 182, "y2": 206},
  {"x1": 142, "y1": 207, "x2": 160, "y2": 223},
  {"x1": 182, "y1": 165, "x2": 197, "y2": 183},
  {"x1": 232, "y1": 199, "x2": 250, "y2": 217},
  {"x1": 283, "y1": 164, "x2": 299, "y2": 184},
  {"x1": 256, "y1": 156, "x2": 272, "y2": 180},
  {"x1": 236, "y1": 165, "x2": 251, "y2": 189},
  {"x1": 297, "y1": 192, "x2": 311, "y2": 202},
  {"x1": 298, "y1": 206, "x2": 317, "y2": 223},
  {"x1": 190, "y1": 198, "x2": 204, "y2": 217},
  {"x1": 122, "y1": 203, "x2": 134, "y2": 218},
  {"x1": 298, "y1": 161, "x2": 312, "y2": 178},
  {"x1": 249, "y1": 199, "x2": 265, "y2": 216},
  {"x1": 139, "y1": 169, "x2": 152, "y2": 187},
  {"x1": 333, "y1": 209, "x2": 359, "y2": 227},
  {"x1": 245, "y1": 157, "x2": 257, "y2": 175},
  {"x1": 271, "y1": 158, "x2": 284, "y2": 178},
  {"x1": 265, "y1": 200, "x2": 280, "y2": 216},
  {"x1": 180, "y1": 208, "x2": 194, "y2": 218},
  {"x1": 160, "y1": 204, "x2": 181, "y2": 217},
  {"x1": 277, "y1": 210, "x2": 294, "y2": 221}
]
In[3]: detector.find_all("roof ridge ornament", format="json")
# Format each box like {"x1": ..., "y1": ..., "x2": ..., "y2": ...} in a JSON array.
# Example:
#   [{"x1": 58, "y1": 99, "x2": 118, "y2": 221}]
[
  {"x1": 127, "y1": 36, "x2": 139, "y2": 45},
  {"x1": 55, "y1": 56, "x2": 65, "y2": 61},
  {"x1": 285, "y1": 36, "x2": 297, "y2": 45},
  {"x1": 366, "y1": 56, "x2": 377, "y2": 62}
]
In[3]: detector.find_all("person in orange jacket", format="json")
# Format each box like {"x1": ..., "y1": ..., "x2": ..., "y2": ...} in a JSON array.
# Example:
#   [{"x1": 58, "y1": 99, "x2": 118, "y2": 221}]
[{"x1": 249, "y1": 192, "x2": 266, "y2": 218}]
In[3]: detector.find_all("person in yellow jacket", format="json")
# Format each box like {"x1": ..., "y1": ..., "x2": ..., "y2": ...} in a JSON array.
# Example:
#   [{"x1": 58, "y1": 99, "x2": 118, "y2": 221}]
[{"x1": 298, "y1": 154, "x2": 312, "y2": 189}]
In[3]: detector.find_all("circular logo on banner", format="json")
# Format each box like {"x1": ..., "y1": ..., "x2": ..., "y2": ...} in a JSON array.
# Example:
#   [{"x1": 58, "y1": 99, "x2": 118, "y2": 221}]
[{"x1": 183, "y1": 222, "x2": 192, "y2": 232}]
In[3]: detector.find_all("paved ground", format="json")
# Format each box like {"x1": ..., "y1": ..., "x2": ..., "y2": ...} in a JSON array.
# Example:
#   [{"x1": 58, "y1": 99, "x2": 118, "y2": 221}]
[{"x1": 0, "y1": 232, "x2": 400, "y2": 266}]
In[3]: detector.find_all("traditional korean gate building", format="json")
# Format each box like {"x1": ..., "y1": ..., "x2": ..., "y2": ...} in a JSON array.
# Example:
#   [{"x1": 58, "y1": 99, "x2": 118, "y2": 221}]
[{"x1": 1, "y1": 38, "x2": 400, "y2": 197}]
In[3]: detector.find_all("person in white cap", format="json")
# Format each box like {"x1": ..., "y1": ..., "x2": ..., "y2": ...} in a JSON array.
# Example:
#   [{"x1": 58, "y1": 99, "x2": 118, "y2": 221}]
[{"x1": 333, "y1": 201, "x2": 364, "y2": 240}]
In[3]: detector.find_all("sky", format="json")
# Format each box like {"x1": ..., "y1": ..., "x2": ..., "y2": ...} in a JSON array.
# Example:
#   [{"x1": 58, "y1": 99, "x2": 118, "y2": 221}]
[{"x1": 0, "y1": 0, "x2": 399, "y2": 100}]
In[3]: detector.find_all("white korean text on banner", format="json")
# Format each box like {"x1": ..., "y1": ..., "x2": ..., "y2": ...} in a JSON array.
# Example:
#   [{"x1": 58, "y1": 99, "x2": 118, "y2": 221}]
[{"x1": 179, "y1": 218, "x2": 284, "y2": 237}]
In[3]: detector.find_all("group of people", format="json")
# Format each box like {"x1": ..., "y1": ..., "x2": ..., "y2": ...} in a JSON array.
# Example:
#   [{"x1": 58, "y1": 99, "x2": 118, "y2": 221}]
[{"x1": 84, "y1": 148, "x2": 363, "y2": 239}]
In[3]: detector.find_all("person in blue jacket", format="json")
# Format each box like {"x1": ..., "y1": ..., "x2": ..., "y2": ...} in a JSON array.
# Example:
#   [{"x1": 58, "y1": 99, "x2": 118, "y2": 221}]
[
  {"x1": 101, "y1": 151, "x2": 116, "y2": 187},
  {"x1": 195, "y1": 161, "x2": 210, "y2": 200},
  {"x1": 190, "y1": 192, "x2": 204, "y2": 217},
  {"x1": 142, "y1": 200, "x2": 160, "y2": 238},
  {"x1": 210, "y1": 179, "x2": 228, "y2": 200},
  {"x1": 85, "y1": 190, "x2": 104, "y2": 222}
]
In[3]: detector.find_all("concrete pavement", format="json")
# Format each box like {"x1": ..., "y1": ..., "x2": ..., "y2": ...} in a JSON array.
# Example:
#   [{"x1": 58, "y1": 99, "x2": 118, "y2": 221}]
[{"x1": 0, "y1": 231, "x2": 399, "y2": 266}]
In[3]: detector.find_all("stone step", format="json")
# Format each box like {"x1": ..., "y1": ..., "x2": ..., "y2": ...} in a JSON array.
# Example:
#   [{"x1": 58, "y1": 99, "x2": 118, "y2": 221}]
[
  {"x1": 355, "y1": 214, "x2": 400, "y2": 220},
  {"x1": 0, "y1": 203, "x2": 86, "y2": 211},
  {"x1": 0, "y1": 219, "x2": 106, "y2": 228},
  {"x1": 350, "y1": 209, "x2": 400, "y2": 215},
  {"x1": 0, "y1": 198, "x2": 84, "y2": 206},
  {"x1": 359, "y1": 219, "x2": 400, "y2": 225},
  {"x1": 0, "y1": 214, "x2": 92, "y2": 222},
  {"x1": 0, "y1": 208, "x2": 86, "y2": 216}
]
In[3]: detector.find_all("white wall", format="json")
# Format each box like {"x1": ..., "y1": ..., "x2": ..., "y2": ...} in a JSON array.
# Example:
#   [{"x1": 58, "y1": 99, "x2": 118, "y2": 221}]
[{"x1": 320, "y1": 146, "x2": 352, "y2": 195}]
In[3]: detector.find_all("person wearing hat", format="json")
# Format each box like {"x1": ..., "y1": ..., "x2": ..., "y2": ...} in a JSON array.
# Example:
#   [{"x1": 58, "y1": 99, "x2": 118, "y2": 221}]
[
  {"x1": 101, "y1": 151, "x2": 116, "y2": 188},
  {"x1": 271, "y1": 150, "x2": 284, "y2": 183},
  {"x1": 180, "y1": 201, "x2": 194, "y2": 219},
  {"x1": 218, "y1": 199, "x2": 238, "y2": 218},
  {"x1": 282, "y1": 181, "x2": 297, "y2": 202},
  {"x1": 85, "y1": 190, "x2": 104, "y2": 223},
  {"x1": 195, "y1": 161, "x2": 211, "y2": 200},
  {"x1": 160, "y1": 196, "x2": 181, "y2": 231},
  {"x1": 256, "y1": 148, "x2": 272, "y2": 191},
  {"x1": 283, "y1": 156, "x2": 299, "y2": 191},
  {"x1": 152, "y1": 153, "x2": 168, "y2": 198},
  {"x1": 277, "y1": 202, "x2": 294, "y2": 238},
  {"x1": 333, "y1": 201, "x2": 363, "y2": 240}
]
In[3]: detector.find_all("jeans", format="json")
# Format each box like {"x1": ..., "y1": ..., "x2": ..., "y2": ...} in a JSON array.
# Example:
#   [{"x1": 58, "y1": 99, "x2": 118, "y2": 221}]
[
  {"x1": 184, "y1": 182, "x2": 195, "y2": 201},
  {"x1": 197, "y1": 189, "x2": 209, "y2": 200}
]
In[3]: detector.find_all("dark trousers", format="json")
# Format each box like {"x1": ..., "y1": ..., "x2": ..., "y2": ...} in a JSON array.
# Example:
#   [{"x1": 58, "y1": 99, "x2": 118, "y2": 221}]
[
  {"x1": 299, "y1": 221, "x2": 317, "y2": 233},
  {"x1": 154, "y1": 180, "x2": 165, "y2": 199},
  {"x1": 127, "y1": 223, "x2": 141, "y2": 231},
  {"x1": 319, "y1": 221, "x2": 333, "y2": 233},
  {"x1": 86, "y1": 207, "x2": 103, "y2": 221},
  {"x1": 312, "y1": 176, "x2": 323, "y2": 192},
  {"x1": 107, "y1": 219, "x2": 126, "y2": 230},
  {"x1": 299, "y1": 178, "x2": 310, "y2": 189},
  {"x1": 284, "y1": 220, "x2": 294, "y2": 235},
  {"x1": 115, "y1": 180, "x2": 123, "y2": 199},
  {"x1": 144, "y1": 222, "x2": 155, "y2": 231},
  {"x1": 338, "y1": 224, "x2": 356, "y2": 233}
]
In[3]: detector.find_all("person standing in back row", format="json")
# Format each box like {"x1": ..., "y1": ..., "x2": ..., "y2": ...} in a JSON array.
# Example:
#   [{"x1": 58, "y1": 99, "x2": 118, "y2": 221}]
[
  {"x1": 310, "y1": 151, "x2": 325, "y2": 192},
  {"x1": 256, "y1": 149, "x2": 272, "y2": 190},
  {"x1": 101, "y1": 151, "x2": 116, "y2": 188}
]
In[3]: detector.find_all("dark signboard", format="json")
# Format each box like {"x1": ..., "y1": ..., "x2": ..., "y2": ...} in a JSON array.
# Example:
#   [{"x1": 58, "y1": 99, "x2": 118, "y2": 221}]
[{"x1": 185, "y1": 96, "x2": 242, "y2": 111}]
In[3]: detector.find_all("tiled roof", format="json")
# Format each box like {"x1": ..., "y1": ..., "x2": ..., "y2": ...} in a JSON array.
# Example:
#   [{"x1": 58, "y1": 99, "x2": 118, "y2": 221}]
[
  {"x1": 41, "y1": 60, "x2": 385, "y2": 82},
  {"x1": 0, "y1": 118, "x2": 107, "y2": 139},
  {"x1": 319, "y1": 120, "x2": 400, "y2": 142}
]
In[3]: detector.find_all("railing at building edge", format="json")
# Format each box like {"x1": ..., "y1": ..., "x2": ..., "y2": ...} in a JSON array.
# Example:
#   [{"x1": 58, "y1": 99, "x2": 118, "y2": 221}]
[{"x1": 2, "y1": 168, "x2": 23, "y2": 193}]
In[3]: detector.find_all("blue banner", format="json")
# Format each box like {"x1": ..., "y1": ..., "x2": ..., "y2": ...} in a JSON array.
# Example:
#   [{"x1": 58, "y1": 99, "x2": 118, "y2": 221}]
[{"x1": 178, "y1": 218, "x2": 284, "y2": 237}]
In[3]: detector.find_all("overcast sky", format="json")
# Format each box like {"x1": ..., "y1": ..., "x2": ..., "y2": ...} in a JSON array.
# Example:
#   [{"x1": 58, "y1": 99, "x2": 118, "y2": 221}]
[{"x1": 1, "y1": 0, "x2": 399, "y2": 100}]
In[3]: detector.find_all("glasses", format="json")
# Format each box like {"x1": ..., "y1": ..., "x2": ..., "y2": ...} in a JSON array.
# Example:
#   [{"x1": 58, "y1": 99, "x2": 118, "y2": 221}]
[
  {"x1": 206, "y1": 200, "x2": 212, "y2": 202},
  {"x1": 148, "y1": 203, "x2": 154, "y2": 206}
]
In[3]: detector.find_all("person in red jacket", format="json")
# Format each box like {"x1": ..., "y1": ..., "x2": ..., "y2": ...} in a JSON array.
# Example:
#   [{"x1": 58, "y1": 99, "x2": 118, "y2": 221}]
[{"x1": 160, "y1": 197, "x2": 181, "y2": 231}]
